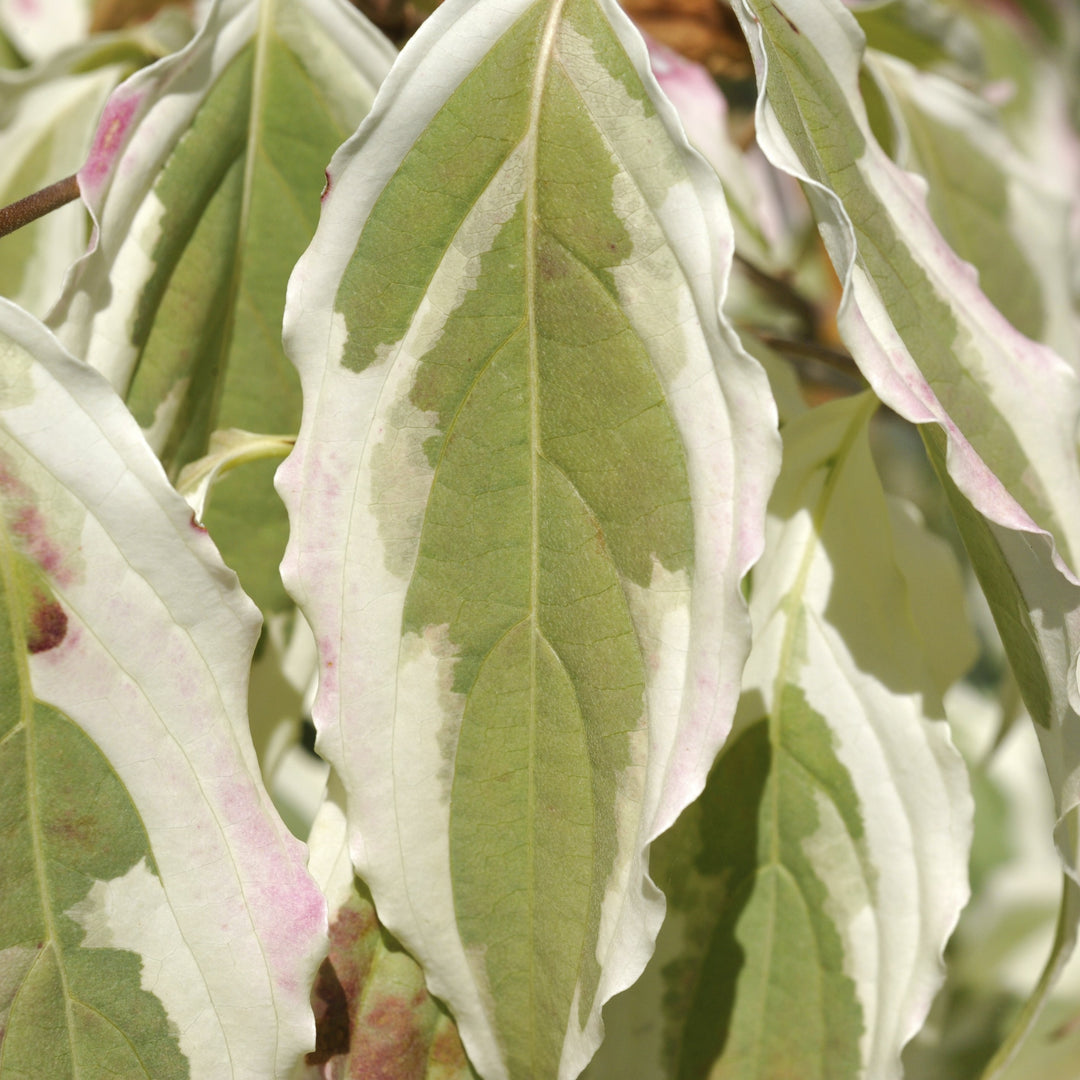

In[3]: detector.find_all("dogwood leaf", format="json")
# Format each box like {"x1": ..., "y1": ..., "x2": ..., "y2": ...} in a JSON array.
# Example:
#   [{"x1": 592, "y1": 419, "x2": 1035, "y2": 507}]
[
  {"x1": 663, "y1": 394, "x2": 972, "y2": 1079},
  {"x1": 734, "y1": 0, "x2": 1080, "y2": 881},
  {"x1": 0, "y1": 299, "x2": 325, "y2": 1078},
  {"x1": 277, "y1": 0, "x2": 780, "y2": 1075},
  {"x1": 865, "y1": 48, "x2": 1078, "y2": 363},
  {"x1": 48, "y1": 0, "x2": 395, "y2": 613}
]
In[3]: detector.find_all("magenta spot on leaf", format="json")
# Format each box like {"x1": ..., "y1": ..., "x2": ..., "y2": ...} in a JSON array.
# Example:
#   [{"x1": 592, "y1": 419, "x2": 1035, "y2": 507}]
[
  {"x1": 80, "y1": 92, "x2": 143, "y2": 196},
  {"x1": 0, "y1": 460, "x2": 78, "y2": 587},
  {"x1": 321, "y1": 170, "x2": 332, "y2": 202},
  {"x1": 11, "y1": 505, "x2": 64, "y2": 578},
  {"x1": 27, "y1": 593, "x2": 67, "y2": 654}
]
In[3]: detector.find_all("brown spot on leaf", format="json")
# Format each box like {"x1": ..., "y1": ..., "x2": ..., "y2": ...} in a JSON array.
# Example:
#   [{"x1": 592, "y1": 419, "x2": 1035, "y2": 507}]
[
  {"x1": 27, "y1": 592, "x2": 67, "y2": 654},
  {"x1": 47, "y1": 808, "x2": 97, "y2": 846},
  {"x1": 351, "y1": 995, "x2": 431, "y2": 1080},
  {"x1": 538, "y1": 243, "x2": 567, "y2": 282}
]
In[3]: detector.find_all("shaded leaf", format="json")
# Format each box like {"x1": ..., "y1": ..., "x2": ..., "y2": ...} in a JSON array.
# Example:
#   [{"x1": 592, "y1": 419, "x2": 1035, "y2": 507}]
[{"x1": 733, "y1": 0, "x2": 1080, "y2": 887}]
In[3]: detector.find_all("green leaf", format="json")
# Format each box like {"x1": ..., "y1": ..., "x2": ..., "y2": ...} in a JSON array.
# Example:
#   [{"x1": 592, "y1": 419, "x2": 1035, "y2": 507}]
[
  {"x1": 277, "y1": 0, "x2": 780, "y2": 1075},
  {"x1": 0, "y1": 299, "x2": 325, "y2": 1077},
  {"x1": 48, "y1": 0, "x2": 395, "y2": 614},
  {"x1": 733, "y1": 0, "x2": 1080, "y2": 886}
]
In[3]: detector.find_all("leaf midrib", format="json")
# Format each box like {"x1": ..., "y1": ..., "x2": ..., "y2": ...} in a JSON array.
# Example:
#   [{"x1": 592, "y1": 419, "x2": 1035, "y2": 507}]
[
  {"x1": 522, "y1": 0, "x2": 568, "y2": 1068},
  {"x1": 0, "y1": 514, "x2": 79, "y2": 1073}
]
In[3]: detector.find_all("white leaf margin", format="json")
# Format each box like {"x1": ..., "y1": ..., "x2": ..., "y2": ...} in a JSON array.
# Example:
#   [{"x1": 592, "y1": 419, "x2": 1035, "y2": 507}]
[
  {"x1": 734, "y1": 0, "x2": 1080, "y2": 579},
  {"x1": 865, "y1": 48, "x2": 1079, "y2": 367},
  {"x1": 0, "y1": 297, "x2": 326, "y2": 1079}
]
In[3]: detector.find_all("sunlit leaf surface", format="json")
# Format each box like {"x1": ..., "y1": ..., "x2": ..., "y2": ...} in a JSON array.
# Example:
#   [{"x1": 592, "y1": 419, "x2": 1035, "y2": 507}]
[
  {"x1": 0, "y1": 12, "x2": 191, "y2": 316},
  {"x1": 733, "y1": 0, "x2": 1080, "y2": 885},
  {"x1": 584, "y1": 395, "x2": 974, "y2": 1080},
  {"x1": 278, "y1": 0, "x2": 780, "y2": 1074}
]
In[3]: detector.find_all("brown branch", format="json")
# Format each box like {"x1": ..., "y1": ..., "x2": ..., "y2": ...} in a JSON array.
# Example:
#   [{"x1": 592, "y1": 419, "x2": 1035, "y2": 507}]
[
  {"x1": 732, "y1": 251, "x2": 819, "y2": 334},
  {"x1": 0, "y1": 175, "x2": 80, "y2": 240},
  {"x1": 750, "y1": 329, "x2": 861, "y2": 378}
]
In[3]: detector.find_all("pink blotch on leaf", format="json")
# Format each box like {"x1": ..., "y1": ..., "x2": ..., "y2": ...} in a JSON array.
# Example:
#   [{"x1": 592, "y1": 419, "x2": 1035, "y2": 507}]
[
  {"x1": 321, "y1": 169, "x2": 332, "y2": 203},
  {"x1": 0, "y1": 461, "x2": 77, "y2": 587},
  {"x1": 350, "y1": 995, "x2": 430, "y2": 1080},
  {"x1": 80, "y1": 92, "x2": 143, "y2": 198},
  {"x1": 11, "y1": 504, "x2": 65, "y2": 579},
  {"x1": 319, "y1": 637, "x2": 339, "y2": 696}
]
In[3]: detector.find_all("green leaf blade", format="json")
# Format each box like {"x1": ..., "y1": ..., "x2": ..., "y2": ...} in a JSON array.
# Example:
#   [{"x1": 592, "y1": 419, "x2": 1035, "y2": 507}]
[{"x1": 622, "y1": 396, "x2": 977, "y2": 1080}]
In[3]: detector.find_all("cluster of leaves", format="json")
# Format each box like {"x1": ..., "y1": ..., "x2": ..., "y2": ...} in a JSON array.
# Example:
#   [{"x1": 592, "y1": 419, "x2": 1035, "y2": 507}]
[{"x1": 1, "y1": 0, "x2": 1079, "y2": 1077}]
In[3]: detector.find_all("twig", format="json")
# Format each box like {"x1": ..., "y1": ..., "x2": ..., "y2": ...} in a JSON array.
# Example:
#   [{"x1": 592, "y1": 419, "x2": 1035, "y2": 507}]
[
  {"x1": 732, "y1": 251, "x2": 819, "y2": 333},
  {"x1": 750, "y1": 329, "x2": 861, "y2": 378},
  {"x1": 0, "y1": 175, "x2": 80, "y2": 240}
]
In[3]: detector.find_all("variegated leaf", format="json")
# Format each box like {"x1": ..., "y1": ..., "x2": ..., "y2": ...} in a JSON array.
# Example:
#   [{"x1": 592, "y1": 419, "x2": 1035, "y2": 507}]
[
  {"x1": 0, "y1": 299, "x2": 325, "y2": 1078},
  {"x1": 0, "y1": 12, "x2": 192, "y2": 316},
  {"x1": 733, "y1": 0, "x2": 1080, "y2": 880},
  {"x1": 277, "y1": 0, "x2": 780, "y2": 1075},
  {"x1": 47, "y1": 0, "x2": 395, "y2": 613},
  {"x1": 866, "y1": 49, "x2": 1078, "y2": 364},
  {"x1": 585, "y1": 394, "x2": 975, "y2": 1080}
]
